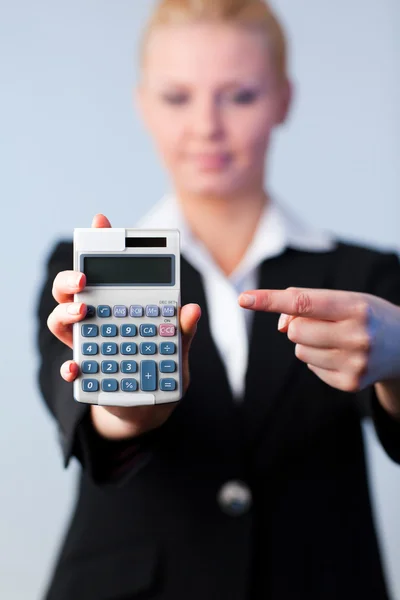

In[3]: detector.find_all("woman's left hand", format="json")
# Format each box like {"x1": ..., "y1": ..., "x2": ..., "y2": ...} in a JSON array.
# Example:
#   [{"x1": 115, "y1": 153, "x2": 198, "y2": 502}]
[{"x1": 239, "y1": 287, "x2": 400, "y2": 399}]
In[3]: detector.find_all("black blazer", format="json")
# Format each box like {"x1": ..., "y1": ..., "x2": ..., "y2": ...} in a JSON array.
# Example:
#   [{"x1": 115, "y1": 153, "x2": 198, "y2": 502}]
[{"x1": 37, "y1": 239, "x2": 400, "y2": 600}]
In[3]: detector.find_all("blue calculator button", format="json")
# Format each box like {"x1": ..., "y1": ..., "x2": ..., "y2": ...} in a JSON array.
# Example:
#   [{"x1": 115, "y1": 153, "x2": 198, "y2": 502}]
[
  {"x1": 121, "y1": 379, "x2": 138, "y2": 392},
  {"x1": 146, "y1": 305, "x2": 160, "y2": 317},
  {"x1": 97, "y1": 305, "x2": 111, "y2": 318},
  {"x1": 140, "y1": 324, "x2": 157, "y2": 337},
  {"x1": 140, "y1": 361, "x2": 157, "y2": 392},
  {"x1": 101, "y1": 361, "x2": 118, "y2": 374},
  {"x1": 101, "y1": 379, "x2": 118, "y2": 392},
  {"x1": 82, "y1": 379, "x2": 99, "y2": 392},
  {"x1": 101, "y1": 342, "x2": 118, "y2": 355},
  {"x1": 160, "y1": 342, "x2": 176, "y2": 355},
  {"x1": 121, "y1": 360, "x2": 138, "y2": 374},
  {"x1": 114, "y1": 306, "x2": 127, "y2": 318},
  {"x1": 121, "y1": 324, "x2": 137, "y2": 337},
  {"x1": 82, "y1": 343, "x2": 98, "y2": 355},
  {"x1": 160, "y1": 378, "x2": 177, "y2": 392},
  {"x1": 121, "y1": 342, "x2": 137, "y2": 355},
  {"x1": 81, "y1": 324, "x2": 98, "y2": 337},
  {"x1": 130, "y1": 305, "x2": 143, "y2": 317},
  {"x1": 160, "y1": 360, "x2": 176, "y2": 373},
  {"x1": 85, "y1": 305, "x2": 96, "y2": 319},
  {"x1": 162, "y1": 306, "x2": 176, "y2": 317},
  {"x1": 81, "y1": 361, "x2": 98, "y2": 374},
  {"x1": 140, "y1": 342, "x2": 157, "y2": 355},
  {"x1": 101, "y1": 324, "x2": 118, "y2": 337}
]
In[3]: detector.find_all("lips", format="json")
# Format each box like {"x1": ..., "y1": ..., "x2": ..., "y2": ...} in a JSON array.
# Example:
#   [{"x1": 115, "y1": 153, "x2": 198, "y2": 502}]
[{"x1": 191, "y1": 153, "x2": 230, "y2": 170}]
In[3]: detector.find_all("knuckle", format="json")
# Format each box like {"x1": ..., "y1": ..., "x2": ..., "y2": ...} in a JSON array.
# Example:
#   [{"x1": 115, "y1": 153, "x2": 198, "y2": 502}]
[
  {"x1": 261, "y1": 294, "x2": 273, "y2": 311},
  {"x1": 294, "y1": 344, "x2": 305, "y2": 361},
  {"x1": 354, "y1": 332, "x2": 371, "y2": 353},
  {"x1": 351, "y1": 354, "x2": 368, "y2": 376},
  {"x1": 294, "y1": 291, "x2": 313, "y2": 316},
  {"x1": 47, "y1": 311, "x2": 55, "y2": 332},
  {"x1": 287, "y1": 321, "x2": 299, "y2": 343},
  {"x1": 354, "y1": 300, "x2": 370, "y2": 324},
  {"x1": 343, "y1": 374, "x2": 361, "y2": 393}
]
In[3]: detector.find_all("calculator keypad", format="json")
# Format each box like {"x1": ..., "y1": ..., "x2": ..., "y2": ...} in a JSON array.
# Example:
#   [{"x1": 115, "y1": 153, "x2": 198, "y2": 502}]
[{"x1": 79, "y1": 303, "x2": 179, "y2": 397}]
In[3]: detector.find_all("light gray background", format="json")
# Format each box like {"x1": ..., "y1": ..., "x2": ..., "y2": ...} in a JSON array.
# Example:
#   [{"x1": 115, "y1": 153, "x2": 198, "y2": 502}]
[{"x1": 0, "y1": 0, "x2": 399, "y2": 598}]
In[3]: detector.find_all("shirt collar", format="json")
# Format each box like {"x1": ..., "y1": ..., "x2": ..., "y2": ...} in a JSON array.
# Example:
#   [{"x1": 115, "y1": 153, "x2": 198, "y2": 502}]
[{"x1": 136, "y1": 193, "x2": 336, "y2": 282}]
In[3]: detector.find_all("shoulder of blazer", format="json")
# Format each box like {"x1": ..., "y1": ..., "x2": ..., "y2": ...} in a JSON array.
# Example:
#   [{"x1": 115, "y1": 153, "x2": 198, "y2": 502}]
[
  {"x1": 46, "y1": 239, "x2": 73, "y2": 269},
  {"x1": 312, "y1": 238, "x2": 400, "y2": 298}
]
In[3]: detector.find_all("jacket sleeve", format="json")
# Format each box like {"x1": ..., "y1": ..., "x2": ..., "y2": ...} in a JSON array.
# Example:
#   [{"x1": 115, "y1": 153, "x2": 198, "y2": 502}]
[
  {"x1": 36, "y1": 240, "x2": 158, "y2": 483},
  {"x1": 364, "y1": 250, "x2": 400, "y2": 464}
]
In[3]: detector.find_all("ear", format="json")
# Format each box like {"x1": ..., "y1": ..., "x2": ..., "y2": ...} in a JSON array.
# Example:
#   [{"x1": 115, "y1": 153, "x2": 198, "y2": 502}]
[{"x1": 276, "y1": 78, "x2": 293, "y2": 126}]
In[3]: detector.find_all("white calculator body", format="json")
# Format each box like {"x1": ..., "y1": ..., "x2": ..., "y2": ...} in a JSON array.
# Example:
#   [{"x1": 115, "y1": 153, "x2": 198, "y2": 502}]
[{"x1": 73, "y1": 228, "x2": 182, "y2": 407}]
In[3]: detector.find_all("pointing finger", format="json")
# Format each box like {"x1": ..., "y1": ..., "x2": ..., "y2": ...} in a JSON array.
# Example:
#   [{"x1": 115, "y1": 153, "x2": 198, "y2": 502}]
[{"x1": 239, "y1": 287, "x2": 361, "y2": 321}]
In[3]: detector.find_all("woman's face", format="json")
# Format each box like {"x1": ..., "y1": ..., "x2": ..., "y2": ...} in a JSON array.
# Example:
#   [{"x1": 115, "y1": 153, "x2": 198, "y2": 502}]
[{"x1": 137, "y1": 22, "x2": 291, "y2": 198}]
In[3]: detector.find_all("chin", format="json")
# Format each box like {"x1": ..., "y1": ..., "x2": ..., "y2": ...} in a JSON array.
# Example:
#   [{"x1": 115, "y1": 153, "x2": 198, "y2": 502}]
[{"x1": 182, "y1": 173, "x2": 247, "y2": 198}]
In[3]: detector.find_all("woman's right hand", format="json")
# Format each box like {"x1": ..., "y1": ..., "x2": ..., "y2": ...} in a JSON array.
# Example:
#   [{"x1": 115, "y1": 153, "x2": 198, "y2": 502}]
[{"x1": 47, "y1": 213, "x2": 201, "y2": 441}]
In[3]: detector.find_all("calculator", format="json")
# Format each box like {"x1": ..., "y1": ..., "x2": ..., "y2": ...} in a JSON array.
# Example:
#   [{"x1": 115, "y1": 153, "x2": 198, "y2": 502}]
[{"x1": 73, "y1": 227, "x2": 182, "y2": 407}]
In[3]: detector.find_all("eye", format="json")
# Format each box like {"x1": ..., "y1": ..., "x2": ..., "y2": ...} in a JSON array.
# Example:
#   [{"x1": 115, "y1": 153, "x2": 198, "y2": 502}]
[
  {"x1": 161, "y1": 93, "x2": 189, "y2": 105},
  {"x1": 232, "y1": 89, "x2": 259, "y2": 104}
]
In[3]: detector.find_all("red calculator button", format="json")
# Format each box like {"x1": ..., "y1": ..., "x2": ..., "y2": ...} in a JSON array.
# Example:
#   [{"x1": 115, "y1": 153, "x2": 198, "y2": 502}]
[{"x1": 159, "y1": 324, "x2": 176, "y2": 337}]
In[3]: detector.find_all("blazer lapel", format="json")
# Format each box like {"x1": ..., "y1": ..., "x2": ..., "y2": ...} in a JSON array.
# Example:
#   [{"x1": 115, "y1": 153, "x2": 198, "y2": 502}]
[{"x1": 243, "y1": 247, "x2": 335, "y2": 441}]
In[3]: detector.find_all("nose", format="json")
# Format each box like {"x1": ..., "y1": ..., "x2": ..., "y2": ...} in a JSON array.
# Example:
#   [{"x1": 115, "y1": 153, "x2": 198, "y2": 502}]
[{"x1": 190, "y1": 95, "x2": 224, "y2": 141}]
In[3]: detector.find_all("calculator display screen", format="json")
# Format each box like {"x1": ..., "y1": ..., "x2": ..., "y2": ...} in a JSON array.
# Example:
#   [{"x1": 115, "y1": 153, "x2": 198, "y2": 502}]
[{"x1": 84, "y1": 255, "x2": 174, "y2": 286}]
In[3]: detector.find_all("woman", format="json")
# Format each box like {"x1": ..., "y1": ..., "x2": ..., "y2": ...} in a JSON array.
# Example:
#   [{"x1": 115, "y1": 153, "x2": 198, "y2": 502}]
[{"x1": 37, "y1": 0, "x2": 400, "y2": 598}]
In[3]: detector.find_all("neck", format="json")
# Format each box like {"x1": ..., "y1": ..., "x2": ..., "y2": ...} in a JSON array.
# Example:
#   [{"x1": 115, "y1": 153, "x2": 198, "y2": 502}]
[{"x1": 176, "y1": 187, "x2": 269, "y2": 277}]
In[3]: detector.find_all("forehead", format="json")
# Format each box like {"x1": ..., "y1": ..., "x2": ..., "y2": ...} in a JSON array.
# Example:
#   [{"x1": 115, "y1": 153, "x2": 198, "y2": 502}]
[{"x1": 143, "y1": 22, "x2": 273, "y2": 85}]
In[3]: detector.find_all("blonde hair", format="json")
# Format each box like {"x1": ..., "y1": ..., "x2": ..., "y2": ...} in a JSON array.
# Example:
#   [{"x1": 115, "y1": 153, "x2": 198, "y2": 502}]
[{"x1": 140, "y1": 0, "x2": 288, "y2": 80}]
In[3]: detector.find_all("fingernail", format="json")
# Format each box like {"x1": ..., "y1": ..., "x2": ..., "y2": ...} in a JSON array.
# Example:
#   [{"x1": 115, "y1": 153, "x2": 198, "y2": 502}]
[
  {"x1": 240, "y1": 294, "x2": 255, "y2": 308},
  {"x1": 67, "y1": 303, "x2": 82, "y2": 315},
  {"x1": 278, "y1": 313, "x2": 290, "y2": 331},
  {"x1": 68, "y1": 274, "x2": 83, "y2": 288}
]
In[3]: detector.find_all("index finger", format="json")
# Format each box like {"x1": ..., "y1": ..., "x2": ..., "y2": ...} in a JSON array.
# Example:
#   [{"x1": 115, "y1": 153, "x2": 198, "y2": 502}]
[
  {"x1": 238, "y1": 287, "x2": 361, "y2": 321},
  {"x1": 52, "y1": 270, "x2": 86, "y2": 304},
  {"x1": 52, "y1": 214, "x2": 112, "y2": 304}
]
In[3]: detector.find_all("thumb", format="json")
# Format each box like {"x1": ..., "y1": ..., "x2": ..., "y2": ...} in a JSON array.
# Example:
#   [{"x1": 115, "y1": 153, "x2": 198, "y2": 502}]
[
  {"x1": 180, "y1": 303, "x2": 201, "y2": 389},
  {"x1": 181, "y1": 303, "x2": 201, "y2": 350},
  {"x1": 92, "y1": 213, "x2": 112, "y2": 228}
]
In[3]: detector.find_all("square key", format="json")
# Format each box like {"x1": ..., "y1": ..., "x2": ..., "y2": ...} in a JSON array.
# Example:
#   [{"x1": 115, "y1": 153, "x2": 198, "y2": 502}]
[
  {"x1": 121, "y1": 379, "x2": 138, "y2": 392},
  {"x1": 101, "y1": 342, "x2": 118, "y2": 355},
  {"x1": 140, "y1": 324, "x2": 157, "y2": 337},
  {"x1": 121, "y1": 360, "x2": 138, "y2": 374},
  {"x1": 140, "y1": 342, "x2": 157, "y2": 355},
  {"x1": 121, "y1": 342, "x2": 137, "y2": 355},
  {"x1": 130, "y1": 305, "x2": 143, "y2": 318},
  {"x1": 159, "y1": 324, "x2": 176, "y2": 337},
  {"x1": 160, "y1": 378, "x2": 177, "y2": 392},
  {"x1": 101, "y1": 360, "x2": 118, "y2": 374},
  {"x1": 82, "y1": 379, "x2": 99, "y2": 392},
  {"x1": 114, "y1": 306, "x2": 127, "y2": 318},
  {"x1": 162, "y1": 306, "x2": 175, "y2": 317},
  {"x1": 82, "y1": 343, "x2": 99, "y2": 355},
  {"x1": 82, "y1": 324, "x2": 98, "y2": 337},
  {"x1": 160, "y1": 360, "x2": 176, "y2": 373},
  {"x1": 121, "y1": 324, "x2": 137, "y2": 337},
  {"x1": 81, "y1": 361, "x2": 99, "y2": 374},
  {"x1": 101, "y1": 324, "x2": 118, "y2": 337},
  {"x1": 160, "y1": 342, "x2": 176, "y2": 355},
  {"x1": 146, "y1": 305, "x2": 160, "y2": 317},
  {"x1": 85, "y1": 305, "x2": 96, "y2": 319},
  {"x1": 101, "y1": 379, "x2": 118, "y2": 392},
  {"x1": 97, "y1": 305, "x2": 111, "y2": 318}
]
